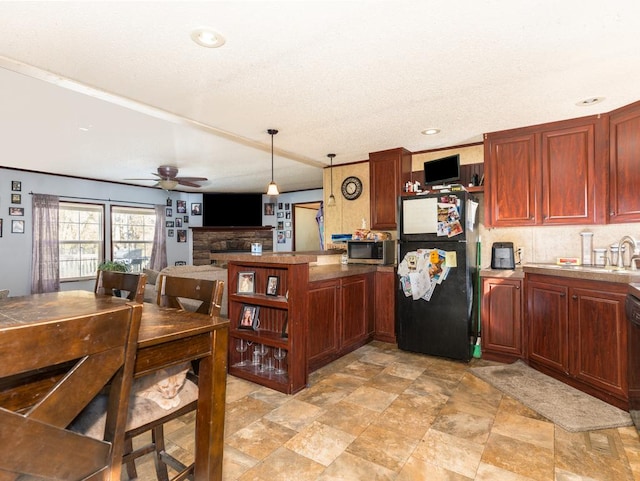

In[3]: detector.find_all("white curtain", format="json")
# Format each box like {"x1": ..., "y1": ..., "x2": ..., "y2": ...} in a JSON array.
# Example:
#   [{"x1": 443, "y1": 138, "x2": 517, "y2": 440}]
[
  {"x1": 31, "y1": 194, "x2": 60, "y2": 293},
  {"x1": 149, "y1": 204, "x2": 167, "y2": 271}
]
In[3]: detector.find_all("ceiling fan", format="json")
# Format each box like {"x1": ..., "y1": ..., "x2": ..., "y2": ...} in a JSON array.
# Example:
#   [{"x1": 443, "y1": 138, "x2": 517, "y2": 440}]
[{"x1": 126, "y1": 165, "x2": 208, "y2": 190}]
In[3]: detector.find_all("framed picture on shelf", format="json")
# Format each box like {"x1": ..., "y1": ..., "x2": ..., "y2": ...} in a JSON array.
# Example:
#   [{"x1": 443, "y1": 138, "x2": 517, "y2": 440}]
[
  {"x1": 237, "y1": 271, "x2": 255, "y2": 294},
  {"x1": 266, "y1": 275, "x2": 279, "y2": 296},
  {"x1": 238, "y1": 304, "x2": 260, "y2": 330}
]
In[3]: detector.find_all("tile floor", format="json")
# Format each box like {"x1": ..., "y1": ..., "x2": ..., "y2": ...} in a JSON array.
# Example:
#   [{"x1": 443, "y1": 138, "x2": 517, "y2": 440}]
[{"x1": 128, "y1": 341, "x2": 640, "y2": 481}]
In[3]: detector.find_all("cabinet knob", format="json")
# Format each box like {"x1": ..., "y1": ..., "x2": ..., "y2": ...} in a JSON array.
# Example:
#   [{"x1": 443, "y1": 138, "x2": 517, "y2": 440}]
[
  {"x1": 560, "y1": 293, "x2": 566, "y2": 297},
  {"x1": 572, "y1": 295, "x2": 578, "y2": 300}
]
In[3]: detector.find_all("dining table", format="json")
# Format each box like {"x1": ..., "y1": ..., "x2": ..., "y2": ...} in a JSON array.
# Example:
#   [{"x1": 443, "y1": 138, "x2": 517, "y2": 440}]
[{"x1": 0, "y1": 290, "x2": 229, "y2": 481}]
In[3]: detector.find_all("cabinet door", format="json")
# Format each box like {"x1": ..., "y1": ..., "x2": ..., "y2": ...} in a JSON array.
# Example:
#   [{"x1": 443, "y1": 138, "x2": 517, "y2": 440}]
[
  {"x1": 307, "y1": 279, "x2": 340, "y2": 369},
  {"x1": 610, "y1": 100, "x2": 640, "y2": 223},
  {"x1": 374, "y1": 270, "x2": 396, "y2": 343},
  {"x1": 570, "y1": 286, "x2": 628, "y2": 398},
  {"x1": 481, "y1": 277, "x2": 522, "y2": 361},
  {"x1": 485, "y1": 132, "x2": 538, "y2": 226},
  {"x1": 369, "y1": 148, "x2": 411, "y2": 230},
  {"x1": 527, "y1": 280, "x2": 569, "y2": 373},
  {"x1": 540, "y1": 118, "x2": 605, "y2": 225},
  {"x1": 341, "y1": 275, "x2": 370, "y2": 348}
]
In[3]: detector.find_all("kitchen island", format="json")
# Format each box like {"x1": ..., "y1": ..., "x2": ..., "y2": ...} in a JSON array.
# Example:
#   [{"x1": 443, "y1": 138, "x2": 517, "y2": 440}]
[{"x1": 212, "y1": 251, "x2": 394, "y2": 393}]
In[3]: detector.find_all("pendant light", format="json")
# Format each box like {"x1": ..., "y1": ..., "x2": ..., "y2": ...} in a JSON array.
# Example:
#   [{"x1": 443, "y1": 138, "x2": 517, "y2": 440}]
[
  {"x1": 266, "y1": 129, "x2": 280, "y2": 196},
  {"x1": 327, "y1": 153, "x2": 336, "y2": 206}
]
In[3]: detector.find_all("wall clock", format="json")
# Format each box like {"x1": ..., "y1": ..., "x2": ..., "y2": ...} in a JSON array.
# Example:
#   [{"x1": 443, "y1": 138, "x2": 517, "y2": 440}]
[{"x1": 341, "y1": 176, "x2": 363, "y2": 200}]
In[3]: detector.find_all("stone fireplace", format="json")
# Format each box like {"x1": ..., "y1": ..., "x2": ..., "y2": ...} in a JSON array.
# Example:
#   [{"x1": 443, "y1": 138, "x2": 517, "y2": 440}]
[{"x1": 191, "y1": 227, "x2": 274, "y2": 265}]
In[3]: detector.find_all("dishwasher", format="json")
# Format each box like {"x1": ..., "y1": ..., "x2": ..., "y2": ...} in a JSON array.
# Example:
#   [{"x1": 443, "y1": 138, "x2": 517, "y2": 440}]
[{"x1": 626, "y1": 284, "x2": 640, "y2": 431}]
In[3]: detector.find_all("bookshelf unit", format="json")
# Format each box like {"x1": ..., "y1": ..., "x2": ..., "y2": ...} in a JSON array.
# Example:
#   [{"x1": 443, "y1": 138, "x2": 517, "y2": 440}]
[{"x1": 226, "y1": 258, "x2": 309, "y2": 394}]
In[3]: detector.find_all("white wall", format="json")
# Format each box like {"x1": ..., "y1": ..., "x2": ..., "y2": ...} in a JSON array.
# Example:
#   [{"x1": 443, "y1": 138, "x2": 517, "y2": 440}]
[
  {"x1": 0, "y1": 167, "x2": 202, "y2": 297},
  {"x1": 262, "y1": 189, "x2": 323, "y2": 252}
]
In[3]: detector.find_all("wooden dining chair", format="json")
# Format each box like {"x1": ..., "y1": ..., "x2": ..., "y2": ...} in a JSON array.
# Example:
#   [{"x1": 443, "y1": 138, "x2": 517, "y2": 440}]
[
  {"x1": 95, "y1": 270, "x2": 147, "y2": 303},
  {"x1": 124, "y1": 275, "x2": 225, "y2": 481},
  {"x1": 0, "y1": 302, "x2": 142, "y2": 481}
]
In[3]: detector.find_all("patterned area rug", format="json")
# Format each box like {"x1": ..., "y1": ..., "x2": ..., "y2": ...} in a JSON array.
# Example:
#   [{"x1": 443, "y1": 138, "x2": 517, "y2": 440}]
[{"x1": 470, "y1": 360, "x2": 633, "y2": 432}]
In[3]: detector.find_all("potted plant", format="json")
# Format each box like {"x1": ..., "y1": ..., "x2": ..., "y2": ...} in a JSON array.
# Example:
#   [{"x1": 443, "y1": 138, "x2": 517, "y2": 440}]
[
  {"x1": 97, "y1": 260, "x2": 130, "y2": 272},
  {"x1": 97, "y1": 260, "x2": 130, "y2": 297}
]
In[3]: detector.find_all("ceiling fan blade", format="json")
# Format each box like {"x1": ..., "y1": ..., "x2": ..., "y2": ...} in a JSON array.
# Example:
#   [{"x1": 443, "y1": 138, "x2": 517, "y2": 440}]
[
  {"x1": 177, "y1": 179, "x2": 204, "y2": 188},
  {"x1": 176, "y1": 176, "x2": 208, "y2": 182}
]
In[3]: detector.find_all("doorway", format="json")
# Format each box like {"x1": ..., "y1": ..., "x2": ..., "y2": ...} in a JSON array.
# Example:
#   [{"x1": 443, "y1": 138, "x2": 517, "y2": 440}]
[{"x1": 293, "y1": 202, "x2": 321, "y2": 251}]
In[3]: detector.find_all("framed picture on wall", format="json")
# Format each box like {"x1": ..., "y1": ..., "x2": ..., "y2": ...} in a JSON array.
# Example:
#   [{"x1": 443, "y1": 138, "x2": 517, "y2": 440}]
[
  {"x1": 0, "y1": 218, "x2": 3, "y2": 237},
  {"x1": 176, "y1": 200, "x2": 187, "y2": 213},
  {"x1": 11, "y1": 220, "x2": 24, "y2": 234},
  {"x1": 177, "y1": 230, "x2": 187, "y2": 243},
  {"x1": 191, "y1": 203, "x2": 202, "y2": 215},
  {"x1": 11, "y1": 194, "x2": 21, "y2": 204},
  {"x1": 11, "y1": 181, "x2": 21, "y2": 191}
]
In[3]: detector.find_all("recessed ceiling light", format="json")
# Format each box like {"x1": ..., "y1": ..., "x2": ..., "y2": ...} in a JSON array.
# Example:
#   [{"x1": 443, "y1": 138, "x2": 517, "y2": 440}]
[
  {"x1": 576, "y1": 97, "x2": 605, "y2": 107},
  {"x1": 191, "y1": 27, "x2": 225, "y2": 48},
  {"x1": 421, "y1": 128, "x2": 440, "y2": 135}
]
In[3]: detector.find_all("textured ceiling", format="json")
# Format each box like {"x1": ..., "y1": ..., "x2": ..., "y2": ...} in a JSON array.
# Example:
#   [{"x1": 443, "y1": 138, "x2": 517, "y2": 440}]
[{"x1": 1, "y1": 1, "x2": 639, "y2": 193}]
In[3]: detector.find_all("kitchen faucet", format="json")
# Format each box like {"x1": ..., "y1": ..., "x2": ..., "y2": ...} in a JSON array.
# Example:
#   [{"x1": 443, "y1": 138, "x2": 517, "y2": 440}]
[{"x1": 616, "y1": 235, "x2": 639, "y2": 269}]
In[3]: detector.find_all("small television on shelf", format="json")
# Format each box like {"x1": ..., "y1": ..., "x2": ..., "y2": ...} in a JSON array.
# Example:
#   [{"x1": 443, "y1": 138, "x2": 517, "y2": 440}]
[{"x1": 423, "y1": 154, "x2": 460, "y2": 185}]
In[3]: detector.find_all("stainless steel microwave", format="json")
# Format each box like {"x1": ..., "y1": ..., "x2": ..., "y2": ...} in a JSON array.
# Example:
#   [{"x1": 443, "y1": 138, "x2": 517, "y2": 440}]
[{"x1": 346, "y1": 240, "x2": 395, "y2": 265}]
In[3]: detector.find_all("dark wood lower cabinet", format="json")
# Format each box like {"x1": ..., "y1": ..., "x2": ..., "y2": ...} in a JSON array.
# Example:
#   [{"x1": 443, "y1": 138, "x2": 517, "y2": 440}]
[
  {"x1": 481, "y1": 276, "x2": 523, "y2": 363},
  {"x1": 307, "y1": 274, "x2": 373, "y2": 372},
  {"x1": 526, "y1": 274, "x2": 629, "y2": 409}
]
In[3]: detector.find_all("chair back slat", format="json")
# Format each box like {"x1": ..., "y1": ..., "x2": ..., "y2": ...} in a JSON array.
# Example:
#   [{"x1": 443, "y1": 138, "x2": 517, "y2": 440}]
[
  {"x1": 156, "y1": 275, "x2": 225, "y2": 317},
  {"x1": 94, "y1": 271, "x2": 147, "y2": 303},
  {"x1": 0, "y1": 302, "x2": 143, "y2": 481}
]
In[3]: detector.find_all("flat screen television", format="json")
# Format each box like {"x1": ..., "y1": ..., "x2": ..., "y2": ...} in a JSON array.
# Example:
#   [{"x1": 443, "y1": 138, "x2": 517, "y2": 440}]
[
  {"x1": 203, "y1": 193, "x2": 263, "y2": 227},
  {"x1": 423, "y1": 154, "x2": 460, "y2": 185}
]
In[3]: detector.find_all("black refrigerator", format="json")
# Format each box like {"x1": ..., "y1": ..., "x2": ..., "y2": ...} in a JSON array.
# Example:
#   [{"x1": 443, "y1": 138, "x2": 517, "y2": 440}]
[{"x1": 396, "y1": 192, "x2": 478, "y2": 361}]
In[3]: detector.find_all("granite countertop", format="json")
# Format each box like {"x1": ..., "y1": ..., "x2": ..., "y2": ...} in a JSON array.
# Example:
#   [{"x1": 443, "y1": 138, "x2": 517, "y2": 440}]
[
  {"x1": 210, "y1": 251, "x2": 318, "y2": 264},
  {"x1": 309, "y1": 264, "x2": 380, "y2": 282},
  {"x1": 480, "y1": 267, "x2": 525, "y2": 279},
  {"x1": 523, "y1": 263, "x2": 640, "y2": 283}
]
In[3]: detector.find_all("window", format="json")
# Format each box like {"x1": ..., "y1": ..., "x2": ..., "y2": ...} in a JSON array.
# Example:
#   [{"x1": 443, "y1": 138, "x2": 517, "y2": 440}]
[
  {"x1": 111, "y1": 206, "x2": 156, "y2": 272},
  {"x1": 59, "y1": 202, "x2": 104, "y2": 280}
]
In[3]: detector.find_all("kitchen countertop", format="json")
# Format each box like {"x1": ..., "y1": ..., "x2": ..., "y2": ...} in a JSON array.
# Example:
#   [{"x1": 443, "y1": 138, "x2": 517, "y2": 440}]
[
  {"x1": 309, "y1": 264, "x2": 381, "y2": 282},
  {"x1": 523, "y1": 263, "x2": 640, "y2": 283},
  {"x1": 480, "y1": 267, "x2": 525, "y2": 279}
]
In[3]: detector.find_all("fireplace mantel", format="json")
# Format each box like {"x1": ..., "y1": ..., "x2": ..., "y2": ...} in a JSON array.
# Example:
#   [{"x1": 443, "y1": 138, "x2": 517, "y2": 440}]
[{"x1": 192, "y1": 227, "x2": 274, "y2": 265}]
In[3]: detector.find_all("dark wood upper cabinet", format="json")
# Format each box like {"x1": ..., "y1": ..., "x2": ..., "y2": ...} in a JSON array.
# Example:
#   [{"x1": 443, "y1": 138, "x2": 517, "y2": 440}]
[
  {"x1": 369, "y1": 147, "x2": 412, "y2": 230},
  {"x1": 609, "y1": 100, "x2": 640, "y2": 223},
  {"x1": 485, "y1": 132, "x2": 537, "y2": 226},
  {"x1": 485, "y1": 115, "x2": 607, "y2": 227}
]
